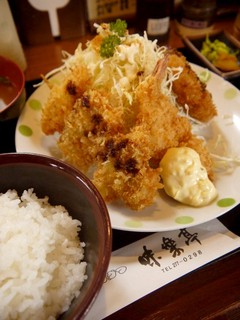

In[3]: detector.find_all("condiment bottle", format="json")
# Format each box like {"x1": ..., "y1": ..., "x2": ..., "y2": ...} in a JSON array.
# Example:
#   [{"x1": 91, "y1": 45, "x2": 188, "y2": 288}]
[
  {"x1": 179, "y1": 0, "x2": 217, "y2": 29},
  {"x1": 136, "y1": 0, "x2": 173, "y2": 45}
]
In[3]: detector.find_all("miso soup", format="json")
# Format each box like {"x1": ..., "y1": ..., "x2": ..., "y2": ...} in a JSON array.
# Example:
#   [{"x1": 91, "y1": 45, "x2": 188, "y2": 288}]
[{"x1": 0, "y1": 78, "x2": 18, "y2": 111}]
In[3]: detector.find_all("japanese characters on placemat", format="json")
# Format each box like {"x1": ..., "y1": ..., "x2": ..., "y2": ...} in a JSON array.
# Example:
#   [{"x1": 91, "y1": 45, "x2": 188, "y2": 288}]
[
  {"x1": 138, "y1": 228, "x2": 201, "y2": 268},
  {"x1": 85, "y1": 220, "x2": 240, "y2": 319}
]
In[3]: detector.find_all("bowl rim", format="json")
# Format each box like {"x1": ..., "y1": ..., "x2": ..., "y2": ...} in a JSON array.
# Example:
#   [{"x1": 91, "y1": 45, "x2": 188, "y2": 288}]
[
  {"x1": 0, "y1": 56, "x2": 25, "y2": 113},
  {"x1": 0, "y1": 152, "x2": 112, "y2": 319}
]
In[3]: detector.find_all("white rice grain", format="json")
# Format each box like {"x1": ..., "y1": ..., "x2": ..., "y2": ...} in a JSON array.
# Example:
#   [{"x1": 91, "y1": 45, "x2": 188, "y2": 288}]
[{"x1": 0, "y1": 189, "x2": 87, "y2": 320}]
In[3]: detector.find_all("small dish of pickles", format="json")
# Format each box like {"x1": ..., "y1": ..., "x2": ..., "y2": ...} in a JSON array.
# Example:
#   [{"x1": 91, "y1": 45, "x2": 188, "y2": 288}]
[{"x1": 182, "y1": 30, "x2": 240, "y2": 79}]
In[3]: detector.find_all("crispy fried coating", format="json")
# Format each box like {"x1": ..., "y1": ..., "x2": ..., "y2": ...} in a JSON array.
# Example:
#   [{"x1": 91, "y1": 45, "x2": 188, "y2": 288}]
[
  {"x1": 134, "y1": 59, "x2": 193, "y2": 158},
  {"x1": 180, "y1": 136, "x2": 214, "y2": 180},
  {"x1": 93, "y1": 131, "x2": 163, "y2": 210},
  {"x1": 58, "y1": 89, "x2": 125, "y2": 173},
  {"x1": 57, "y1": 55, "x2": 216, "y2": 210},
  {"x1": 92, "y1": 58, "x2": 213, "y2": 210},
  {"x1": 41, "y1": 38, "x2": 217, "y2": 210},
  {"x1": 167, "y1": 50, "x2": 217, "y2": 122},
  {"x1": 41, "y1": 53, "x2": 92, "y2": 135}
]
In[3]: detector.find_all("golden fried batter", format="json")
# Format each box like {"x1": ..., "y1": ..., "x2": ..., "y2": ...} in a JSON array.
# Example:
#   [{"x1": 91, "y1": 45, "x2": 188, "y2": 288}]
[
  {"x1": 41, "y1": 23, "x2": 218, "y2": 210},
  {"x1": 58, "y1": 89, "x2": 125, "y2": 173},
  {"x1": 180, "y1": 136, "x2": 214, "y2": 180},
  {"x1": 92, "y1": 58, "x2": 213, "y2": 210},
  {"x1": 134, "y1": 59, "x2": 193, "y2": 158},
  {"x1": 167, "y1": 50, "x2": 217, "y2": 122},
  {"x1": 41, "y1": 49, "x2": 92, "y2": 135},
  {"x1": 93, "y1": 131, "x2": 163, "y2": 210}
]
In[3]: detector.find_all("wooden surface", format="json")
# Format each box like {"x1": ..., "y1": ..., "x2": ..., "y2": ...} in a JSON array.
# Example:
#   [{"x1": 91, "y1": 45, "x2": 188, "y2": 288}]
[{"x1": 4, "y1": 16, "x2": 240, "y2": 320}]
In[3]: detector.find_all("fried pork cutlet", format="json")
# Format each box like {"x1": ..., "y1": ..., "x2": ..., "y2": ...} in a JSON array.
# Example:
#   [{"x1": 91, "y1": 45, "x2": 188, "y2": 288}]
[{"x1": 167, "y1": 50, "x2": 217, "y2": 122}]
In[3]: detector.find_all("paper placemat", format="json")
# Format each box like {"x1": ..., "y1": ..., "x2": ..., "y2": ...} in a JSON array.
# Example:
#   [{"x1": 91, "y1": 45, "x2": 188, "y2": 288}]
[{"x1": 85, "y1": 219, "x2": 240, "y2": 320}]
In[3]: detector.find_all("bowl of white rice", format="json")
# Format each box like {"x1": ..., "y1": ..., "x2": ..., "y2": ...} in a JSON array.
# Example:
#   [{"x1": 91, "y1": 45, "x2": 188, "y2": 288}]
[{"x1": 0, "y1": 152, "x2": 112, "y2": 320}]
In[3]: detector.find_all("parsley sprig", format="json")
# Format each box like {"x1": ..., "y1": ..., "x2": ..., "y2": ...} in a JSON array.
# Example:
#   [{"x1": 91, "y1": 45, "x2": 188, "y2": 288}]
[
  {"x1": 110, "y1": 19, "x2": 127, "y2": 37},
  {"x1": 100, "y1": 19, "x2": 127, "y2": 58}
]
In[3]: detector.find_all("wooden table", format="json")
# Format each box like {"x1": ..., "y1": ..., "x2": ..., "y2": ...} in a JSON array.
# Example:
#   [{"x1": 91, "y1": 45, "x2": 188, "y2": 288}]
[{"x1": 3, "y1": 17, "x2": 240, "y2": 320}]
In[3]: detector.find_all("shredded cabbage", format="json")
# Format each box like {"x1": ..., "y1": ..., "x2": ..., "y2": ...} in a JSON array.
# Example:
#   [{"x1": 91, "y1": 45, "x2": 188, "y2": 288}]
[
  {"x1": 36, "y1": 23, "x2": 182, "y2": 109},
  {"x1": 37, "y1": 22, "x2": 240, "y2": 176}
]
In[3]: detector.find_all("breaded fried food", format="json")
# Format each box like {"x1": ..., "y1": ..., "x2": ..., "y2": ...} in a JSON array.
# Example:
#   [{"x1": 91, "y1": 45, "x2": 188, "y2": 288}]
[
  {"x1": 40, "y1": 21, "x2": 218, "y2": 210},
  {"x1": 92, "y1": 59, "x2": 172, "y2": 209},
  {"x1": 135, "y1": 59, "x2": 214, "y2": 177},
  {"x1": 134, "y1": 59, "x2": 193, "y2": 157},
  {"x1": 92, "y1": 58, "x2": 213, "y2": 210},
  {"x1": 167, "y1": 50, "x2": 217, "y2": 122},
  {"x1": 41, "y1": 46, "x2": 92, "y2": 135},
  {"x1": 180, "y1": 136, "x2": 214, "y2": 180},
  {"x1": 58, "y1": 89, "x2": 125, "y2": 173},
  {"x1": 93, "y1": 131, "x2": 163, "y2": 210}
]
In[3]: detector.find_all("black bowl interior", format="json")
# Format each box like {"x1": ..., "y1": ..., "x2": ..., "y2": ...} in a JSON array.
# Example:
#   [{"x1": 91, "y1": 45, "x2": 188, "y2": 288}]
[{"x1": 0, "y1": 153, "x2": 112, "y2": 319}]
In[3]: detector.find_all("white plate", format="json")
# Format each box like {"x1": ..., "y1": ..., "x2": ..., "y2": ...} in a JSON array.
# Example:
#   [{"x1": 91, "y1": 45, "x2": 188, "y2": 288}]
[{"x1": 15, "y1": 64, "x2": 240, "y2": 232}]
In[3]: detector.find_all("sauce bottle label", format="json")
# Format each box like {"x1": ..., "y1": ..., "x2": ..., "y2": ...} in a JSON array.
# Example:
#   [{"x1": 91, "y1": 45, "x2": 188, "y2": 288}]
[{"x1": 147, "y1": 17, "x2": 170, "y2": 35}]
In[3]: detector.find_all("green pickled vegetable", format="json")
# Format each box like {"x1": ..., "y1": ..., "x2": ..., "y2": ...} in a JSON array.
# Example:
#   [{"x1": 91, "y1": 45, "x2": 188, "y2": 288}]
[{"x1": 200, "y1": 35, "x2": 239, "y2": 71}]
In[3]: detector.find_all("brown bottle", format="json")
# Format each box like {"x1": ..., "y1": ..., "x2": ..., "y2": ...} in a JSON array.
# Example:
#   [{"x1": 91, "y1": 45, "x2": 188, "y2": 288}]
[{"x1": 136, "y1": 0, "x2": 173, "y2": 45}]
